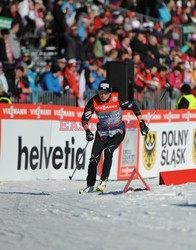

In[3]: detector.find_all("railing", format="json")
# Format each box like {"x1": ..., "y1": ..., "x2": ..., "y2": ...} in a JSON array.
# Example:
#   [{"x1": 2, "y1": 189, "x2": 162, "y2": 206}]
[
  {"x1": 133, "y1": 88, "x2": 172, "y2": 110},
  {"x1": 83, "y1": 89, "x2": 173, "y2": 110},
  {"x1": 12, "y1": 88, "x2": 176, "y2": 109},
  {"x1": 12, "y1": 91, "x2": 77, "y2": 106}
]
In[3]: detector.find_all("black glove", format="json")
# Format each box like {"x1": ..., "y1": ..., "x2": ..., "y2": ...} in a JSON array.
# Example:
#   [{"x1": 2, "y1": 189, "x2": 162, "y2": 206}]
[
  {"x1": 86, "y1": 129, "x2": 94, "y2": 141},
  {"x1": 139, "y1": 120, "x2": 149, "y2": 136}
]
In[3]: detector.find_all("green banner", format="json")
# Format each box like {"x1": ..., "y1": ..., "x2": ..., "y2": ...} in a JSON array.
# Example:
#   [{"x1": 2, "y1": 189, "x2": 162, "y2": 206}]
[
  {"x1": 0, "y1": 17, "x2": 12, "y2": 29},
  {"x1": 182, "y1": 24, "x2": 195, "y2": 35}
]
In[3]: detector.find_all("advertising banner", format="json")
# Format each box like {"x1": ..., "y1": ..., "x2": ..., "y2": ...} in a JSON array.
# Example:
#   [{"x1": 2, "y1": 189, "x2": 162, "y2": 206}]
[
  {"x1": 0, "y1": 104, "x2": 120, "y2": 181},
  {"x1": 117, "y1": 111, "x2": 139, "y2": 179},
  {"x1": 117, "y1": 129, "x2": 139, "y2": 179},
  {"x1": 0, "y1": 105, "x2": 195, "y2": 181},
  {"x1": 139, "y1": 110, "x2": 196, "y2": 178},
  {"x1": 0, "y1": 120, "x2": 52, "y2": 180}
]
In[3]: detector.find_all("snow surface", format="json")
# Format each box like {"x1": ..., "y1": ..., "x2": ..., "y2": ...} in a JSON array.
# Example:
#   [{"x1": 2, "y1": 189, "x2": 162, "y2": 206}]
[{"x1": 0, "y1": 178, "x2": 196, "y2": 250}]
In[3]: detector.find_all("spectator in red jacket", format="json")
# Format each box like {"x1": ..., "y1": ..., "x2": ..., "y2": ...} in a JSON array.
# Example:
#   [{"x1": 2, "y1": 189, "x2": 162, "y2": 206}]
[
  {"x1": 134, "y1": 67, "x2": 151, "y2": 92},
  {"x1": 64, "y1": 58, "x2": 80, "y2": 98},
  {"x1": 154, "y1": 66, "x2": 168, "y2": 89}
]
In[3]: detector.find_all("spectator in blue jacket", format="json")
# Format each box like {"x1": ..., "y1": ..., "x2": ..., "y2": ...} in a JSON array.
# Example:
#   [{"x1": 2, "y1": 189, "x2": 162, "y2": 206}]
[{"x1": 41, "y1": 64, "x2": 62, "y2": 93}]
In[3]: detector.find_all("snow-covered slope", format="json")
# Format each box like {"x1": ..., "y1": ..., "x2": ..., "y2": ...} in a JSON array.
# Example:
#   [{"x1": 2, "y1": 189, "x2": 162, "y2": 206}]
[{"x1": 0, "y1": 178, "x2": 196, "y2": 250}]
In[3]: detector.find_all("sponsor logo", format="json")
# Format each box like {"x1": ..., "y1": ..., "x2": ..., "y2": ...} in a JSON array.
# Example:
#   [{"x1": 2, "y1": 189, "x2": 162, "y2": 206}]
[
  {"x1": 17, "y1": 136, "x2": 86, "y2": 170},
  {"x1": 161, "y1": 130, "x2": 188, "y2": 167},
  {"x1": 30, "y1": 106, "x2": 51, "y2": 119},
  {"x1": 112, "y1": 96, "x2": 118, "y2": 102},
  {"x1": 181, "y1": 111, "x2": 196, "y2": 121},
  {"x1": 3, "y1": 106, "x2": 27, "y2": 118},
  {"x1": 142, "y1": 112, "x2": 161, "y2": 122},
  {"x1": 122, "y1": 112, "x2": 135, "y2": 122},
  {"x1": 53, "y1": 108, "x2": 75, "y2": 119},
  {"x1": 193, "y1": 129, "x2": 196, "y2": 165},
  {"x1": 100, "y1": 83, "x2": 109, "y2": 89},
  {"x1": 84, "y1": 111, "x2": 92, "y2": 119},
  {"x1": 163, "y1": 112, "x2": 180, "y2": 122},
  {"x1": 143, "y1": 131, "x2": 156, "y2": 170},
  {"x1": 96, "y1": 105, "x2": 118, "y2": 111},
  {"x1": 59, "y1": 121, "x2": 86, "y2": 131},
  {"x1": 120, "y1": 167, "x2": 133, "y2": 175}
]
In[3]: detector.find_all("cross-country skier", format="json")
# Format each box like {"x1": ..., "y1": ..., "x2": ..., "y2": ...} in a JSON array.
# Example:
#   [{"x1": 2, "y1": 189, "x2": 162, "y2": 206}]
[{"x1": 79, "y1": 80, "x2": 149, "y2": 193}]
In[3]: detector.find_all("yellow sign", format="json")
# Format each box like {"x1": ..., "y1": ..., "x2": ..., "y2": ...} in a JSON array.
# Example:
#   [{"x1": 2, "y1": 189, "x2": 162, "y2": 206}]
[{"x1": 143, "y1": 131, "x2": 157, "y2": 170}]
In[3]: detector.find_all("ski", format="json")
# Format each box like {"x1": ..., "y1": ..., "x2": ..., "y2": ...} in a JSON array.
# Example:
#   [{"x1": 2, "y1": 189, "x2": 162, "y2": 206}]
[{"x1": 79, "y1": 189, "x2": 104, "y2": 194}]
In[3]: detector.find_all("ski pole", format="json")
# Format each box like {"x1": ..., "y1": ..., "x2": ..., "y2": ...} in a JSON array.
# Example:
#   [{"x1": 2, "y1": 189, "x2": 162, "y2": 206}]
[
  {"x1": 147, "y1": 84, "x2": 170, "y2": 127},
  {"x1": 69, "y1": 141, "x2": 89, "y2": 180}
]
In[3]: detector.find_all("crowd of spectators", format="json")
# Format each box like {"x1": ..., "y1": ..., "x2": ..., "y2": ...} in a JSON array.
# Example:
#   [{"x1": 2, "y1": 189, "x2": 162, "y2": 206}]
[{"x1": 0, "y1": 0, "x2": 195, "y2": 108}]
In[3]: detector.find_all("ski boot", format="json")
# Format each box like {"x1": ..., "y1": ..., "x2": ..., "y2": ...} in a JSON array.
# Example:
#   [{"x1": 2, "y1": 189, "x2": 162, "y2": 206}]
[
  {"x1": 96, "y1": 179, "x2": 108, "y2": 192},
  {"x1": 79, "y1": 186, "x2": 94, "y2": 194}
]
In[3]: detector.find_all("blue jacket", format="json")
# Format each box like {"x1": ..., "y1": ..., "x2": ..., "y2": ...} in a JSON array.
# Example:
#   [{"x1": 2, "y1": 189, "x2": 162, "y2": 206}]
[
  {"x1": 89, "y1": 71, "x2": 104, "y2": 90},
  {"x1": 41, "y1": 72, "x2": 61, "y2": 93}
]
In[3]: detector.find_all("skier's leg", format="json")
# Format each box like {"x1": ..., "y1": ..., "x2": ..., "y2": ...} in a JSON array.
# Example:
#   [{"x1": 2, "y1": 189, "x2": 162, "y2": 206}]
[
  {"x1": 101, "y1": 131, "x2": 125, "y2": 181},
  {"x1": 86, "y1": 132, "x2": 108, "y2": 186}
]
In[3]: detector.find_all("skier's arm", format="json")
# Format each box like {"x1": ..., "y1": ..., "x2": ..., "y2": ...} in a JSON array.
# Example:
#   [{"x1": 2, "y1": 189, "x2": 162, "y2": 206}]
[
  {"x1": 81, "y1": 98, "x2": 94, "y2": 131},
  {"x1": 121, "y1": 100, "x2": 142, "y2": 122},
  {"x1": 121, "y1": 100, "x2": 149, "y2": 136}
]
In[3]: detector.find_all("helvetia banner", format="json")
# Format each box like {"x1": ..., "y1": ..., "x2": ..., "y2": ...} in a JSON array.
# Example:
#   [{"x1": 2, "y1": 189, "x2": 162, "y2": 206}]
[{"x1": 0, "y1": 104, "x2": 120, "y2": 181}]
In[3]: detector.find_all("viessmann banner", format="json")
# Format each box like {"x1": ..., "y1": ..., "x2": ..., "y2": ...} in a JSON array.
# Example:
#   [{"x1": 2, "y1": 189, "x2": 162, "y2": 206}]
[{"x1": 0, "y1": 104, "x2": 195, "y2": 181}]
